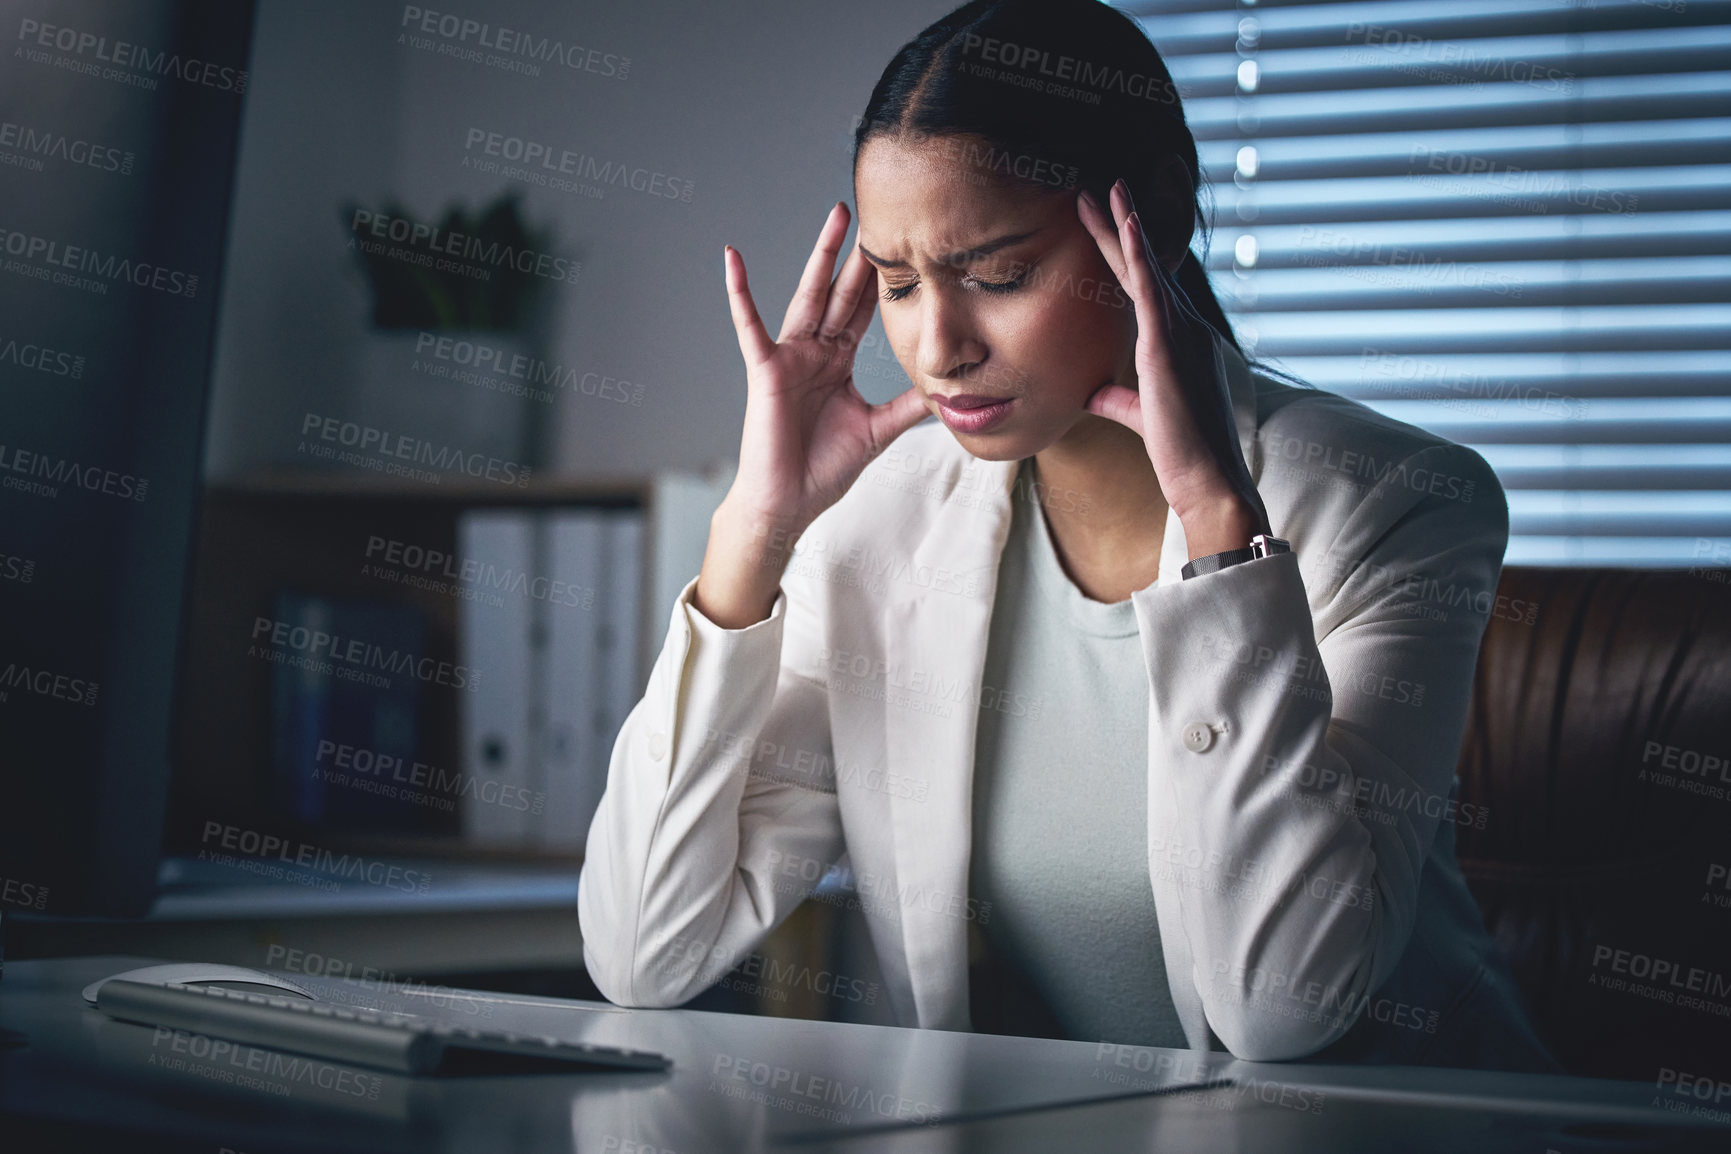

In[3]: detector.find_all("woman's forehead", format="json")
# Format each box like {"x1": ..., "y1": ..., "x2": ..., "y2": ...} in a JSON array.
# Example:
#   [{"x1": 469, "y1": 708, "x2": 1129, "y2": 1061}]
[
  {"x1": 856, "y1": 131, "x2": 1053, "y2": 190},
  {"x1": 854, "y1": 134, "x2": 1066, "y2": 261}
]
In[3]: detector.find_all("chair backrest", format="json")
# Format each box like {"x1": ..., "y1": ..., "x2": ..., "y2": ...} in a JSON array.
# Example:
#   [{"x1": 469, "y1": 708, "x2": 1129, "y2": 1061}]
[{"x1": 1454, "y1": 565, "x2": 1731, "y2": 1083}]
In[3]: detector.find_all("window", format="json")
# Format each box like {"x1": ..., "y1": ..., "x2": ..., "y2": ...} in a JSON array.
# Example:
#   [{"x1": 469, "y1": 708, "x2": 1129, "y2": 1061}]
[{"x1": 1122, "y1": 0, "x2": 1731, "y2": 564}]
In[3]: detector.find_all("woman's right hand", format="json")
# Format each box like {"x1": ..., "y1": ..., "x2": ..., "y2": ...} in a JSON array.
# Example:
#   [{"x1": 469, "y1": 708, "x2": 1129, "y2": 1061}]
[
  {"x1": 694, "y1": 202, "x2": 928, "y2": 627},
  {"x1": 723, "y1": 200, "x2": 928, "y2": 534}
]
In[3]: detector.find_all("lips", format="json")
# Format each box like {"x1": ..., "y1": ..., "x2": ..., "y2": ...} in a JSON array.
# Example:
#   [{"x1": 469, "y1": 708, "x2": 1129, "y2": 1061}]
[
  {"x1": 933, "y1": 393, "x2": 1014, "y2": 411},
  {"x1": 931, "y1": 392, "x2": 1016, "y2": 434}
]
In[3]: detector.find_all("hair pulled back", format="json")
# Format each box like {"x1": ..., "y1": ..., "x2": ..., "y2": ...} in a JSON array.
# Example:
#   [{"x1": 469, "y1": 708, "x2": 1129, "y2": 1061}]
[{"x1": 852, "y1": 0, "x2": 1239, "y2": 350}]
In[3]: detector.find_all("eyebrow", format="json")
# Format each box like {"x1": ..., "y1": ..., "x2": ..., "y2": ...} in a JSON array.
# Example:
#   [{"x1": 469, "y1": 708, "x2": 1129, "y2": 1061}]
[{"x1": 857, "y1": 229, "x2": 1040, "y2": 270}]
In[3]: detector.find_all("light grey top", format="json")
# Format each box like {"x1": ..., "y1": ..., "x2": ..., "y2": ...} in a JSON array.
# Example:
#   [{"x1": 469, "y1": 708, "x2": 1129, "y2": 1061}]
[{"x1": 970, "y1": 458, "x2": 1186, "y2": 1048}]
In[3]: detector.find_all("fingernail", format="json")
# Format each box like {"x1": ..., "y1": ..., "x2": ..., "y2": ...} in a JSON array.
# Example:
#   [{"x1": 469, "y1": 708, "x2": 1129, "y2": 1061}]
[{"x1": 1078, "y1": 188, "x2": 1098, "y2": 213}]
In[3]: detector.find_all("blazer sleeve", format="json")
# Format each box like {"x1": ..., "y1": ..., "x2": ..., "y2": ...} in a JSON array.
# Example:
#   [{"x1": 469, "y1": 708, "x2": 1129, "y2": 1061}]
[
  {"x1": 1130, "y1": 440, "x2": 1509, "y2": 1061},
  {"x1": 576, "y1": 564, "x2": 844, "y2": 1008}
]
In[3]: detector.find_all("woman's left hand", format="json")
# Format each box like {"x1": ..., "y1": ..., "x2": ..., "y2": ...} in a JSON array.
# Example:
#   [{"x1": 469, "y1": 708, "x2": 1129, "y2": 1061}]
[{"x1": 1077, "y1": 178, "x2": 1271, "y2": 560}]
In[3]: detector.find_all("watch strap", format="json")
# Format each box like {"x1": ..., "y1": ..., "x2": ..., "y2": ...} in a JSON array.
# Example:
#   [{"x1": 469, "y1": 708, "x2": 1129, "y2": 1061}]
[
  {"x1": 1181, "y1": 545, "x2": 1259, "y2": 580},
  {"x1": 1180, "y1": 534, "x2": 1291, "y2": 581}
]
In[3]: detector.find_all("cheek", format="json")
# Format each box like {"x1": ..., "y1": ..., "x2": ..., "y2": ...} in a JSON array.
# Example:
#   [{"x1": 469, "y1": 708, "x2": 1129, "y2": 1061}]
[
  {"x1": 1054, "y1": 263, "x2": 1134, "y2": 335},
  {"x1": 877, "y1": 312, "x2": 920, "y2": 377},
  {"x1": 1022, "y1": 277, "x2": 1131, "y2": 377}
]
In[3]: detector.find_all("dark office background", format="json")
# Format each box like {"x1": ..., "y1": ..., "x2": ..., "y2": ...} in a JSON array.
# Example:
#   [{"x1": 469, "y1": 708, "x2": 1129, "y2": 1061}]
[{"x1": 1, "y1": 0, "x2": 1727, "y2": 1092}]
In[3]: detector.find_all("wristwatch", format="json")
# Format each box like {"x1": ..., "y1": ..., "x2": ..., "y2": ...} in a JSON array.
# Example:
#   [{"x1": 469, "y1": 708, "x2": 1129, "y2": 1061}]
[{"x1": 1180, "y1": 533, "x2": 1291, "y2": 580}]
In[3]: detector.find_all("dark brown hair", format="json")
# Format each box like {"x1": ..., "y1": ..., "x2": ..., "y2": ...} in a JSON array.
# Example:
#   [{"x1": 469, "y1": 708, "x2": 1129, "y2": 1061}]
[{"x1": 852, "y1": 0, "x2": 1239, "y2": 349}]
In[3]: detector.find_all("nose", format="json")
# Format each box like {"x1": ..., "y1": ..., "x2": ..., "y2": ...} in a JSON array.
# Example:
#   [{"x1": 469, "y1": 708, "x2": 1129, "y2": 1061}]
[{"x1": 913, "y1": 287, "x2": 988, "y2": 384}]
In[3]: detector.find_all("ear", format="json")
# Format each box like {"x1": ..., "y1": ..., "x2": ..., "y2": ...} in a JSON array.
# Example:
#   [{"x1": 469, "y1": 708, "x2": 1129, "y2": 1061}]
[{"x1": 1140, "y1": 155, "x2": 1196, "y2": 274}]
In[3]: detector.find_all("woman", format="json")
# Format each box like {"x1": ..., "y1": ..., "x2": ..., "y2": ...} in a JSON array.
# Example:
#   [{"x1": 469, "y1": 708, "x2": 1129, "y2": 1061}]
[{"x1": 578, "y1": 0, "x2": 1554, "y2": 1070}]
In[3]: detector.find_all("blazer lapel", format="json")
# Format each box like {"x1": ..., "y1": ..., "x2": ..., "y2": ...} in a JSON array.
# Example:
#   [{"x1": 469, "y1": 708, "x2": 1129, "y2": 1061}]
[{"x1": 882, "y1": 451, "x2": 1017, "y2": 1030}]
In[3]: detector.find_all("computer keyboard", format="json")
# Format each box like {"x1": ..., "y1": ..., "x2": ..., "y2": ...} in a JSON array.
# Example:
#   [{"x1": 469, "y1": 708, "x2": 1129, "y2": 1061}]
[{"x1": 94, "y1": 978, "x2": 671, "y2": 1076}]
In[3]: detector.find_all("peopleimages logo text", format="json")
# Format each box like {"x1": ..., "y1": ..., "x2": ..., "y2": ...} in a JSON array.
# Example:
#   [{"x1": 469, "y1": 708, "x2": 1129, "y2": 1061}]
[
  {"x1": 299, "y1": 412, "x2": 533, "y2": 487},
  {"x1": 0, "y1": 443, "x2": 148, "y2": 501},
  {"x1": 366, "y1": 534, "x2": 595, "y2": 609},
  {"x1": 0, "y1": 226, "x2": 198, "y2": 296},
  {"x1": 1, "y1": 874, "x2": 49, "y2": 911},
  {"x1": 348, "y1": 210, "x2": 581, "y2": 285},
  {"x1": 200, "y1": 822, "x2": 431, "y2": 894},
  {"x1": 0, "y1": 331, "x2": 84, "y2": 377},
  {"x1": 0, "y1": 120, "x2": 133, "y2": 174},
  {"x1": 0, "y1": 659, "x2": 100, "y2": 707},
  {"x1": 16, "y1": 18, "x2": 248, "y2": 92},
  {"x1": 250, "y1": 615, "x2": 481, "y2": 692},
  {"x1": 959, "y1": 33, "x2": 1177, "y2": 103},
  {"x1": 463, "y1": 128, "x2": 694, "y2": 202},
  {"x1": 399, "y1": 6, "x2": 628, "y2": 78}
]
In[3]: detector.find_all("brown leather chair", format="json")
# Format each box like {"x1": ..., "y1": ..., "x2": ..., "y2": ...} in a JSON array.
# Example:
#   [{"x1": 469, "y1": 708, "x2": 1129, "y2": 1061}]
[{"x1": 1455, "y1": 566, "x2": 1731, "y2": 1084}]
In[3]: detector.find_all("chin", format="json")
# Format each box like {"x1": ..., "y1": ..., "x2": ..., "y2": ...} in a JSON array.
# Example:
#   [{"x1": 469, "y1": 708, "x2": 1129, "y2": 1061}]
[
  {"x1": 942, "y1": 425, "x2": 1045, "y2": 463},
  {"x1": 951, "y1": 440, "x2": 1022, "y2": 463},
  {"x1": 944, "y1": 406, "x2": 1097, "y2": 462}
]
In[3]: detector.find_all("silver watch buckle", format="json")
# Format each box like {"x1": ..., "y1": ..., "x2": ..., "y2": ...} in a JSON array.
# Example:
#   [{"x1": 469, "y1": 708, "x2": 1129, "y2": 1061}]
[{"x1": 1249, "y1": 534, "x2": 1291, "y2": 559}]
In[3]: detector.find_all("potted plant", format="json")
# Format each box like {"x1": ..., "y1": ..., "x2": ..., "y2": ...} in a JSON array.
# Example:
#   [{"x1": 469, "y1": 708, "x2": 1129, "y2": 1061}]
[{"x1": 341, "y1": 192, "x2": 568, "y2": 469}]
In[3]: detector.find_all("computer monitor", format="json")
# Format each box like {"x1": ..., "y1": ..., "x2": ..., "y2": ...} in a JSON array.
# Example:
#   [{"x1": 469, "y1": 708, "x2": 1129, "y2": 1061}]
[{"x1": 0, "y1": 0, "x2": 255, "y2": 922}]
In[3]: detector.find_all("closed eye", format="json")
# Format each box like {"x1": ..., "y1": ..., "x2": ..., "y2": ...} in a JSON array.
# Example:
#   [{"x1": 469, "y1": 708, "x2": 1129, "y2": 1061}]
[
  {"x1": 969, "y1": 271, "x2": 1027, "y2": 294},
  {"x1": 880, "y1": 269, "x2": 1030, "y2": 303}
]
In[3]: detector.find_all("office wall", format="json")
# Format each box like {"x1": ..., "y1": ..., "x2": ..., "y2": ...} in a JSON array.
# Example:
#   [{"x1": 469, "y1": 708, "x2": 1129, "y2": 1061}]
[{"x1": 203, "y1": 0, "x2": 953, "y2": 482}]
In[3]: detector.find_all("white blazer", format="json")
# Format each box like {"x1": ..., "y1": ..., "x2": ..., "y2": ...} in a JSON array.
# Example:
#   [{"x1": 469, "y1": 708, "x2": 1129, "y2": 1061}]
[{"x1": 579, "y1": 334, "x2": 1546, "y2": 1065}]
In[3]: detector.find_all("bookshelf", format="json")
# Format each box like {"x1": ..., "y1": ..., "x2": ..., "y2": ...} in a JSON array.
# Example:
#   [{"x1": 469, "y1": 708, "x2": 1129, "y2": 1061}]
[{"x1": 164, "y1": 467, "x2": 729, "y2": 868}]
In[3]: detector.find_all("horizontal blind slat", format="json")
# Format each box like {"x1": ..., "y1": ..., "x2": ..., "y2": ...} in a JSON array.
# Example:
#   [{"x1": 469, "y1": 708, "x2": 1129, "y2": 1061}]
[
  {"x1": 1205, "y1": 211, "x2": 1731, "y2": 265},
  {"x1": 1185, "y1": 73, "x2": 1731, "y2": 137},
  {"x1": 1198, "y1": 120, "x2": 1731, "y2": 181}
]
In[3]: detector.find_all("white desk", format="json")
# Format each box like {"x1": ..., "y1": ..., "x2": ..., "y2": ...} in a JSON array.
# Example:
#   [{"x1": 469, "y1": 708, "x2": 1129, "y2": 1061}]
[{"x1": 1, "y1": 956, "x2": 1725, "y2": 1153}]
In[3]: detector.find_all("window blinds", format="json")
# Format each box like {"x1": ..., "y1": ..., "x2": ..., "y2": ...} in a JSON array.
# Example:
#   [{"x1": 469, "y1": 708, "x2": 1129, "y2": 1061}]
[{"x1": 1120, "y1": 0, "x2": 1731, "y2": 565}]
